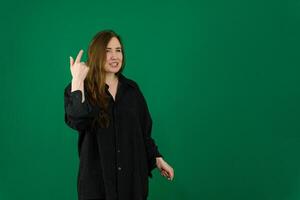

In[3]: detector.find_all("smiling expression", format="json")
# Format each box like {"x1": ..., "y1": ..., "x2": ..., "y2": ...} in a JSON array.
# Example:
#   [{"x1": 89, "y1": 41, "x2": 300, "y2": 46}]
[{"x1": 104, "y1": 37, "x2": 123, "y2": 74}]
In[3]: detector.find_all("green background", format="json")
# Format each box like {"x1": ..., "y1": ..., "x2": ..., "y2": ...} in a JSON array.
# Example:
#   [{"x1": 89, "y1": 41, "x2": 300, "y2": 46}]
[{"x1": 1, "y1": 0, "x2": 299, "y2": 199}]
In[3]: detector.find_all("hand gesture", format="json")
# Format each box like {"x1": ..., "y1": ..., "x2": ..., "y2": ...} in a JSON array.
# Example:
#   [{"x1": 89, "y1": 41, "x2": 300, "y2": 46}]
[{"x1": 70, "y1": 49, "x2": 89, "y2": 82}]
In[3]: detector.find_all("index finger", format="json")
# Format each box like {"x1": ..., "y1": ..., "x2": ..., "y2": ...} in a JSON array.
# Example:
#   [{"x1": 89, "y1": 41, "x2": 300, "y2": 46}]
[{"x1": 75, "y1": 49, "x2": 84, "y2": 63}]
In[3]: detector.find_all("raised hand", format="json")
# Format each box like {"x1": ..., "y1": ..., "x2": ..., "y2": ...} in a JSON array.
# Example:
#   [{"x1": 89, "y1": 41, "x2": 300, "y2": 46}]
[
  {"x1": 70, "y1": 49, "x2": 89, "y2": 82},
  {"x1": 69, "y1": 49, "x2": 89, "y2": 102}
]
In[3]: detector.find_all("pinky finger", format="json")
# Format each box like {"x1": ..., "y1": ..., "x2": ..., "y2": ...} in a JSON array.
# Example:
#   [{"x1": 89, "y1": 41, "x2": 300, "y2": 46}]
[{"x1": 70, "y1": 56, "x2": 74, "y2": 67}]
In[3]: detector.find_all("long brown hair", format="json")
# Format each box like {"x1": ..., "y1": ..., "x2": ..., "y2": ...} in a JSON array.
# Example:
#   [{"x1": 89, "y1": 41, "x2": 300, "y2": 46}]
[{"x1": 85, "y1": 30, "x2": 125, "y2": 128}]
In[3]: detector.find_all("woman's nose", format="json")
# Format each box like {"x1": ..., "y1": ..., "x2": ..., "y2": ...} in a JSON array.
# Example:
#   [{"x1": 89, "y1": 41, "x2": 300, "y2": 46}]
[{"x1": 110, "y1": 52, "x2": 117, "y2": 59}]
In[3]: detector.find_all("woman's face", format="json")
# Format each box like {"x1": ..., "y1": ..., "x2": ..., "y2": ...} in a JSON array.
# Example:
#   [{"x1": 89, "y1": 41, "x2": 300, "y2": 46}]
[{"x1": 104, "y1": 37, "x2": 123, "y2": 74}]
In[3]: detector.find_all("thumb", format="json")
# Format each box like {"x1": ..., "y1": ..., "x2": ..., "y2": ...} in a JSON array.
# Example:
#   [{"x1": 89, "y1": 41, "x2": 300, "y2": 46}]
[{"x1": 69, "y1": 56, "x2": 74, "y2": 67}]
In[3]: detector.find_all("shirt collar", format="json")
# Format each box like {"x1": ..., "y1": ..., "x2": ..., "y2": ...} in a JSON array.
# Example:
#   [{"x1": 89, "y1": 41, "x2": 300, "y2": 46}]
[
  {"x1": 119, "y1": 73, "x2": 137, "y2": 88},
  {"x1": 104, "y1": 73, "x2": 137, "y2": 90}
]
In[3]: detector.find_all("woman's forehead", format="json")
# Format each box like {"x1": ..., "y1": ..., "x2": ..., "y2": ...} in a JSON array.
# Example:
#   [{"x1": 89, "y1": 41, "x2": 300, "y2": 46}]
[{"x1": 107, "y1": 37, "x2": 121, "y2": 48}]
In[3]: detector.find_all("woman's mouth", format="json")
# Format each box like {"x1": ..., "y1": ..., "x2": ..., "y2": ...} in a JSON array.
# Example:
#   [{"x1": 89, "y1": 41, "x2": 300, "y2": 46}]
[{"x1": 109, "y1": 62, "x2": 119, "y2": 67}]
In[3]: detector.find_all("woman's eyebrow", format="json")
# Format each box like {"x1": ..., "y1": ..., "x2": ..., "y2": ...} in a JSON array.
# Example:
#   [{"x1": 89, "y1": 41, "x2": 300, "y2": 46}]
[{"x1": 106, "y1": 47, "x2": 122, "y2": 49}]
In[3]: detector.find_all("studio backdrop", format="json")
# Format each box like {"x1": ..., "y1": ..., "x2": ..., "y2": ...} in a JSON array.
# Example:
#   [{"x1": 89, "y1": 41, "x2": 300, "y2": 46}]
[{"x1": 0, "y1": 0, "x2": 300, "y2": 199}]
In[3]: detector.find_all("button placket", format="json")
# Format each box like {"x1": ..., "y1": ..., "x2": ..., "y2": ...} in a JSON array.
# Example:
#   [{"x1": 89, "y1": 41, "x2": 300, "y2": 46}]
[{"x1": 114, "y1": 103, "x2": 122, "y2": 174}]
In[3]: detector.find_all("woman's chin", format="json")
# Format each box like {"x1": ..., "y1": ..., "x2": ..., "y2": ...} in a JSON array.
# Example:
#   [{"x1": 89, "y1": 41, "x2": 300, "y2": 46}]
[{"x1": 106, "y1": 67, "x2": 121, "y2": 74}]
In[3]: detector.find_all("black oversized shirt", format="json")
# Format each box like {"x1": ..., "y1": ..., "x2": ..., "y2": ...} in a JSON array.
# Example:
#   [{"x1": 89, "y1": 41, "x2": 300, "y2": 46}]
[{"x1": 64, "y1": 73, "x2": 163, "y2": 200}]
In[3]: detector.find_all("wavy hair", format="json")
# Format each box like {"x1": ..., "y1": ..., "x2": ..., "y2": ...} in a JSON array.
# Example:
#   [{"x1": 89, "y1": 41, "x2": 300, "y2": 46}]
[{"x1": 85, "y1": 30, "x2": 125, "y2": 128}]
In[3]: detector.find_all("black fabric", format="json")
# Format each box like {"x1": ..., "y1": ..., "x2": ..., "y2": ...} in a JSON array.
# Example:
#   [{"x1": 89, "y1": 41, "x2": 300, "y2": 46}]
[{"x1": 64, "y1": 73, "x2": 162, "y2": 200}]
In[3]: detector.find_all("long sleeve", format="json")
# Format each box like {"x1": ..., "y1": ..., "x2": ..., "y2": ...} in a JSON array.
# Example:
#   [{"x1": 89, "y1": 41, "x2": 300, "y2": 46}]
[
  {"x1": 135, "y1": 85, "x2": 163, "y2": 177},
  {"x1": 64, "y1": 83, "x2": 96, "y2": 131}
]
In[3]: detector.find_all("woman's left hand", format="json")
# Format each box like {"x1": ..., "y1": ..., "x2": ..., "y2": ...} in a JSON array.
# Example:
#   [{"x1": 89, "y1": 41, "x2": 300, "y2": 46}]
[{"x1": 156, "y1": 157, "x2": 174, "y2": 181}]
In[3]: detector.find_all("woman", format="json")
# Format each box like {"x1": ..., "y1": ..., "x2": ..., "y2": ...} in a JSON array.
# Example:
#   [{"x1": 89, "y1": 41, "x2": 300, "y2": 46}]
[{"x1": 64, "y1": 30, "x2": 174, "y2": 200}]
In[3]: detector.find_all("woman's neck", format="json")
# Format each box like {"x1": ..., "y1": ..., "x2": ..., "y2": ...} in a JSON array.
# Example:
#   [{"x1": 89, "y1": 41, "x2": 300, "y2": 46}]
[{"x1": 105, "y1": 73, "x2": 118, "y2": 85}]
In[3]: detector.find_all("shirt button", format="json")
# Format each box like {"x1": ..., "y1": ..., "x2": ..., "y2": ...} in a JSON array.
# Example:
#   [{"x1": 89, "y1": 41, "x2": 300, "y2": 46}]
[
  {"x1": 118, "y1": 167, "x2": 122, "y2": 171},
  {"x1": 117, "y1": 149, "x2": 120, "y2": 153}
]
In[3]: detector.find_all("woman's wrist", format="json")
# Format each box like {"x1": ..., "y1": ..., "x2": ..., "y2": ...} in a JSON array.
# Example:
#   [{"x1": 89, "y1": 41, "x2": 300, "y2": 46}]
[
  {"x1": 71, "y1": 79, "x2": 84, "y2": 92},
  {"x1": 156, "y1": 157, "x2": 163, "y2": 161},
  {"x1": 71, "y1": 79, "x2": 85, "y2": 102}
]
